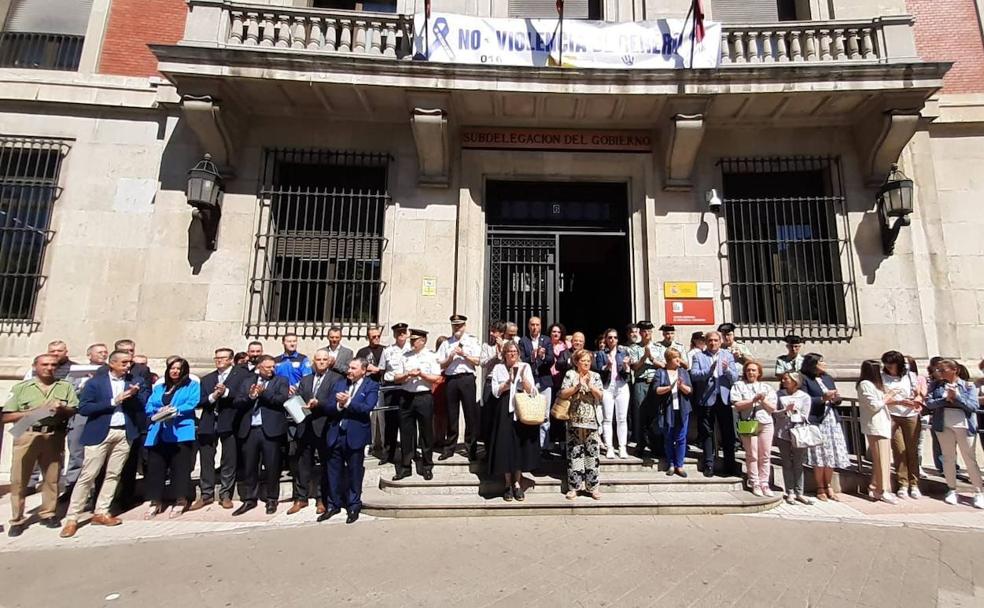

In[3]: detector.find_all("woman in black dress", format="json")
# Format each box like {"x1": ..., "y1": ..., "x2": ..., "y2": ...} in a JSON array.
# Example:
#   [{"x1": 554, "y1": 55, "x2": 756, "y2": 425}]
[{"x1": 487, "y1": 341, "x2": 541, "y2": 502}]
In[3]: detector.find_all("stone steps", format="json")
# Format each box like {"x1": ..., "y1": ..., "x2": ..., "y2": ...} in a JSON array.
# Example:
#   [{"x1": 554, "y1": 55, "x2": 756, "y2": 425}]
[{"x1": 430, "y1": 454, "x2": 703, "y2": 475}]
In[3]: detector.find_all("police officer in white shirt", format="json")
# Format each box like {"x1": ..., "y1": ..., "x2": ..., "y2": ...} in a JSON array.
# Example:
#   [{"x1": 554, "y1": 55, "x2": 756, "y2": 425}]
[
  {"x1": 436, "y1": 314, "x2": 482, "y2": 461},
  {"x1": 377, "y1": 323, "x2": 411, "y2": 464},
  {"x1": 392, "y1": 329, "x2": 441, "y2": 481}
]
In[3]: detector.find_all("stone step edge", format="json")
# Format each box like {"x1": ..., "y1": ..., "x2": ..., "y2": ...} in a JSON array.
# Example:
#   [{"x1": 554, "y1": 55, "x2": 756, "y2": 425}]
[{"x1": 379, "y1": 475, "x2": 744, "y2": 488}]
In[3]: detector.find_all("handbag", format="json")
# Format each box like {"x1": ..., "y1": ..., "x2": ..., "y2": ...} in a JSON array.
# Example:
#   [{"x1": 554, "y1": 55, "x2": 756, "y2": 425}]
[
  {"x1": 515, "y1": 392, "x2": 548, "y2": 425},
  {"x1": 551, "y1": 397, "x2": 571, "y2": 421},
  {"x1": 789, "y1": 423, "x2": 823, "y2": 449},
  {"x1": 736, "y1": 418, "x2": 760, "y2": 436}
]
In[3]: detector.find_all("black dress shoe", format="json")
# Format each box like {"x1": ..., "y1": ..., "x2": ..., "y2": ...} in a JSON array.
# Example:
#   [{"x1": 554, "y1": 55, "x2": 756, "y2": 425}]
[
  {"x1": 232, "y1": 501, "x2": 257, "y2": 516},
  {"x1": 378, "y1": 456, "x2": 391, "y2": 466},
  {"x1": 422, "y1": 470, "x2": 433, "y2": 481},
  {"x1": 7, "y1": 524, "x2": 24, "y2": 538},
  {"x1": 265, "y1": 501, "x2": 278, "y2": 515},
  {"x1": 345, "y1": 511, "x2": 360, "y2": 524},
  {"x1": 438, "y1": 451, "x2": 454, "y2": 461},
  {"x1": 468, "y1": 444, "x2": 478, "y2": 461},
  {"x1": 40, "y1": 517, "x2": 61, "y2": 529},
  {"x1": 703, "y1": 468, "x2": 714, "y2": 478},
  {"x1": 392, "y1": 470, "x2": 411, "y2": 481},
  {"x1": 318, "y1": 507, "x2": 342, "y2": 522}
]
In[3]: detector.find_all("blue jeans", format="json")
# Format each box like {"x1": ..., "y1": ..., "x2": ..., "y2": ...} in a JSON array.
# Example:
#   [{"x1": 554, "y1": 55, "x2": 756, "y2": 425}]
[{"x1": 663, "y1": 410, "x2": 690, "y2": 469}]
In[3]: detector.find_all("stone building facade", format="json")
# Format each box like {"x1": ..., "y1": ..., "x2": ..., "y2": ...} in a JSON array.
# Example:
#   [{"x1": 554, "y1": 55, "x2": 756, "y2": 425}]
[{"x1": 0, "y1": 0, "x2": 981, "y2": 382}]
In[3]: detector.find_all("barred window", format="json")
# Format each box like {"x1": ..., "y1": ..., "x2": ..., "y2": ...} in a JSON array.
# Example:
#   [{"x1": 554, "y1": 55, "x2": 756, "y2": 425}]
[
  {"x1": 246, "y1": 149, "x2": 390, "y2": 340},
  {"x1": 0, "y1": 136, "x2": 69, "y2": 333},
  {"x1": 717, "y1": 156, "x2": 860, "y2": 342}
]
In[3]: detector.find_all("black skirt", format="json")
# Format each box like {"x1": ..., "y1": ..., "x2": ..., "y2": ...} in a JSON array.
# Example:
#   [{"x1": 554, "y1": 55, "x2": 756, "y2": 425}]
[{"x1": 486, "y1": 391, "x2": 541, "y2": 476}]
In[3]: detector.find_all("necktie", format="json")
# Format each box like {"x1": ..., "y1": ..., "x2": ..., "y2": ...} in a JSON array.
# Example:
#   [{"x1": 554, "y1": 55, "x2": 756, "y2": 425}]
[
  {"x1": 253, "y1": 380, "x2": 266, "y2": 416},
  {"x1": 313, "y1": 374, "x2": 324, "y2": 394}
]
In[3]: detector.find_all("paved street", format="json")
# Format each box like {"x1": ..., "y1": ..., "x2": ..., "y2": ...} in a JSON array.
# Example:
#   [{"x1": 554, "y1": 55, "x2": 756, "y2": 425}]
[{"x1": 1, "y1": 513, "x2": 983, "y2": 608}]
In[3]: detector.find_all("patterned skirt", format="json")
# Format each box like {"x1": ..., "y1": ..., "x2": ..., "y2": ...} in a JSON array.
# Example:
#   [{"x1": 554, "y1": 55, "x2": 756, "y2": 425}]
[{"x1": 806, "y1": 408, "x2": 851, "y2": 469}]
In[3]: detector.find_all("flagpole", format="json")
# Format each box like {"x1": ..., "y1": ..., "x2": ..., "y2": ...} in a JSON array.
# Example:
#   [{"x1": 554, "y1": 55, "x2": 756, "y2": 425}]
[
  {"x1": 424, "y1": 0, "x2": 431, "y2": 59},
  {"x1": 557, "y1": 0, "x2": 565, "y2": 67},
  {"x1": 689, "y1": 0, "x2": 697, "y2": 69}
]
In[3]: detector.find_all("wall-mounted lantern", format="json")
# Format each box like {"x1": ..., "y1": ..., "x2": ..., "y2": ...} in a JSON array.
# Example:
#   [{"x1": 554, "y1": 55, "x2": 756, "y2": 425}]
[
  {"x1": 705, "y1": 188, "x2": 723, "y2": 214},
  {"x1": 186, "y1": 153, "x2": 223, "y2": 250},
  {"x1": 876, "y1": 163, "x2": 914, "y2": 255}
]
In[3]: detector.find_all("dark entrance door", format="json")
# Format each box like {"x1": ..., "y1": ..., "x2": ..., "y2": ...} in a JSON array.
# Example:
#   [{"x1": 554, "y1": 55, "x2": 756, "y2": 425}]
[{"x1": 485, "y1": 181, "x2": 631, "y2": 341}]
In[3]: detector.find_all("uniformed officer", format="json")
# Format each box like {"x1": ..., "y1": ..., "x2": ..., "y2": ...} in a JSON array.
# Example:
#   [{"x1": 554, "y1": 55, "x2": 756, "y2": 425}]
[
  {"x1": 655, "y1": 324, "x2": 689, "y2": 369},
  {"x1": 392, "y1": 329, "x2": 441, "y2": 481},
  {"x1": 626, "y1": 320, "x2": 663, "y2": 458},
  {"x1": 436, "y1": 314, "x2": 482, "y2": 460},
  {"x1": 3, "y1": 354, "x2": 79, "y2": 536},
  {"x1": 718, "y1": 322, "x2": 753, "y2": 364},
  {"x1": 775, "y1": 334, "x2": 805, "y2": 376},
  {"x1": 377, "y1": 323, "x2": 411, "y2": 465}
]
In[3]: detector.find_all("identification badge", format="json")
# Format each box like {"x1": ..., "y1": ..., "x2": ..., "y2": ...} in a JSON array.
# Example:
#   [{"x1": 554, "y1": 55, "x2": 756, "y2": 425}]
[{"x1": 292, "y1": 362, "x2": 300, "y2": 369}]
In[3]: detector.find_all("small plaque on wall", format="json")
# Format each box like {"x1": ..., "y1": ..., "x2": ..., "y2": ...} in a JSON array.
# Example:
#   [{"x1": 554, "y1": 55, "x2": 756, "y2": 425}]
[{"x1": 421, "y1": 277, "x2": 437, "y2": 297}]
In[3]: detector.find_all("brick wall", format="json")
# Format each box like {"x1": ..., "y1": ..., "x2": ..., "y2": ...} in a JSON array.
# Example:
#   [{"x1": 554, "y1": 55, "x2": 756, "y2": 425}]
[
  {"x1": 906, "y1": 0, "x2": 984, "y2": 93},
  {"x1": 98, "y1": 0, "x2": 188, "y2": 77}
]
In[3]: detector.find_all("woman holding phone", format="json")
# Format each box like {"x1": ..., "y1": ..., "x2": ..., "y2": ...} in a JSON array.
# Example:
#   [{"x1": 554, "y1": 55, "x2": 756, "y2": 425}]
[
  {"x1": 857, "y1": 360, "x2": 896, "y2": 504},
  {"x1": 730, "y1": 361, "x2": 777, "y2": 496},
  {"x1": 487, "y1": 342, "x2": 540, "y2": 502}
]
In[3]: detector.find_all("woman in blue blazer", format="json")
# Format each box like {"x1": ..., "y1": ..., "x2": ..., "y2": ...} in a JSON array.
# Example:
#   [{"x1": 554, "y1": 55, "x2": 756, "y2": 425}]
[
  {"x1": 649, "y1": 348, "x2": 693, "y2": 477},
  {"x1": 144, "y1": 357, "x2": 200, "y2": 519}
]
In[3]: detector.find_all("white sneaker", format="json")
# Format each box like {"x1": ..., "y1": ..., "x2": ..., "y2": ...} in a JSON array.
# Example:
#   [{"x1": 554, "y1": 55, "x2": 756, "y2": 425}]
[
  {"x1": 879, "y1": 494, "x2": 898, "y2": 505},
  {"x1": 896, "y1": 489, "x2": 907, "y2": 499},
  {"x1": 974, "y1": 493, "x2": 984, "y2": 510},
  {"x1": 762, "y1": 487, "x2": 775, "y2": 497},
  {"x1": 751, "y1": 487, "x2": 764, "y2": 497},
  {"x1": 944, "y1": 490, "x2": 958, "y2": 505},
  {"x1": 605, "y1": 448, "x2": 615, "y2": 459},
  {"x1": 909, "y1": 487, "x2": 921, "y2": 500},
  {"x1": 618, "y1": 447, "x2": 629, "y2": 459}
]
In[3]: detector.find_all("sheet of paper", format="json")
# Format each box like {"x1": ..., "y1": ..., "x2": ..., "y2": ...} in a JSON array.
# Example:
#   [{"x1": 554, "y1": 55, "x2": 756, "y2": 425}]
[
  {"x1": 9, "y1": 406, "x2": 57, "y2": 438},
  {"x1": 284, "y1": 395, "x2": 309, "y2": 424}
]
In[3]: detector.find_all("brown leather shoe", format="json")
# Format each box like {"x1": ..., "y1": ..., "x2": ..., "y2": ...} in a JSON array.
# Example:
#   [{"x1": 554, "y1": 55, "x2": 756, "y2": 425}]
[
  {"x1": 59, "y1": 520, "x2": 78, "y2": 538},
  {"x1": 90, "y1": 514, "x2": 122, "y2": 527},
  {"x1": 316, "y1": 500, "x2": 326, "y2": 515},
  {"x1": 220, "y1": 498, "x2": 234, "y2": 509},
  {"x1": 286, "y1": 500, "x2": 307, "y2": 515},
  {"x1": 189, "y1": 497, "x2": 214, "y2": 512}
]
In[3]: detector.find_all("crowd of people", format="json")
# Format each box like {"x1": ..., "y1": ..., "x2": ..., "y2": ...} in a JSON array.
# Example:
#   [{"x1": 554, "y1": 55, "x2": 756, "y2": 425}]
[{"x1": 3, "y1": 317, "x2": 984, "y2": 538}]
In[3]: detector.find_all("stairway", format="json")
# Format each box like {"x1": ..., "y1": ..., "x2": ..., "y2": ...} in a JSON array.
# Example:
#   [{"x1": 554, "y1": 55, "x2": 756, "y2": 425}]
[{"x1": 362, "y1": 453, "x2": 782, "y2": 517}]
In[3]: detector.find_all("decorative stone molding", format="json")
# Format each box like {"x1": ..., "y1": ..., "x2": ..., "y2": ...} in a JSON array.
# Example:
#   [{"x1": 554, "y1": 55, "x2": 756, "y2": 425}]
[
  {"x1": 410, "y1": 108, "x2": 449, "y2": 187},
  {"x1": 180, "y1": 95, "x2": 242, "y2": 174},
  {"x1": 855, "y1": 107, "x2": 922, "y2": 187},
  {"x1": 663, "y1": 113, "x2": 705, "y2": 191}
]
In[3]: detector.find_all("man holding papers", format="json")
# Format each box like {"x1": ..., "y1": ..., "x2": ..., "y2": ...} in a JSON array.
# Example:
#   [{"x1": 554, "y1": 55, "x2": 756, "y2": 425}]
[{"x1": 287, "y1": 349, "x2": 340, "y2": 515}]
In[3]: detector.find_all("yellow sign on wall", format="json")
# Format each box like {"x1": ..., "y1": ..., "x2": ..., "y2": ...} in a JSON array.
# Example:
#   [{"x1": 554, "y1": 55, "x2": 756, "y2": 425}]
[
  {"x1": 421, "y1": 277, "x2": 437, "y2": 297},
  {"x1": 663, "y1": 281, "x2": 713, "y2": 299}
]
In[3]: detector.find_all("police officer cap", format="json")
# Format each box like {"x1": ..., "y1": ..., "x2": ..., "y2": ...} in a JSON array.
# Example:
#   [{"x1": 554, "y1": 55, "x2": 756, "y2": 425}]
[
  {"x1": 636, "y1": 320, "x2": 654, "y2": 330},
  {"x1": 449, "y1": 314, "x2": 468, "y2": 325},
  {"x1": 659, "y1": 324, "x2": 676, "y2": 332},
  {"x1": 784, "y1": 334, "x2": 803, "y2": 345},
  {"x1": 717, "y1": 322, "x2": 737, "y2": 333},
  {"x1": 390, "y1": 322, "x2": 409, "y2": 332},
  {"x1": 409, "y1": 328, "x2": 428, "y2": 340}
]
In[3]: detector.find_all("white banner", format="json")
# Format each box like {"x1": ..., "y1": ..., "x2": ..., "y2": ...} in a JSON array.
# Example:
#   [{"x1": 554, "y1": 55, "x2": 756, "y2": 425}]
[{"x1": 413, "y1": 13, "x2": 721, "y2": 69}]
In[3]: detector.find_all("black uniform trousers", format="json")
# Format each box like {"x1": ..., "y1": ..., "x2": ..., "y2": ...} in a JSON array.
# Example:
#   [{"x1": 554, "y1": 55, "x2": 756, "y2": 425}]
[
  {"x1": 443, "y1": 373, "x2": 479, "y2": 453},
  {"x1": 198, "y1": 432, "x2": 237, "y2": 501},
  {"x1": 631, "y1": 381, "x2": 660, "y2": 455},
  {"x1": 695, "y1": 398, "x2": 738, "y2": 473},
  {"x1": 398, "y1": 390, "x2": 434, "y2": 475},
  {"x1": 239, "y1": 426, "x2": 284, "y2": 503},
  {"x1": 290, "y1": 429, "x2": 327, "y2": 502}
]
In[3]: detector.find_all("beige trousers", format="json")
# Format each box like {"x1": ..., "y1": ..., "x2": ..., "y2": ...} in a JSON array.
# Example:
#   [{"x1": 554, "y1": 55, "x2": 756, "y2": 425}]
[
  {"x1": 936, "y1": 427, "x2": 983, "y2": 492},
  {"x1": 9, "y1": 430, "x2": 65, "y2": 524},
  {"x1": 66, "y1": 429, "x2": 131, "y2": 520},
  {"x1": 867, "y1": 435, "x2": 892, "y2": 496}
]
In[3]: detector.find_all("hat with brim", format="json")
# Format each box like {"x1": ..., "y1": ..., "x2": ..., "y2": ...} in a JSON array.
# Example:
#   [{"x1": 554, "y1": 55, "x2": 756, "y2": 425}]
[{"x1": 449, "y1": 314, "x2": 467, "y2": 325}]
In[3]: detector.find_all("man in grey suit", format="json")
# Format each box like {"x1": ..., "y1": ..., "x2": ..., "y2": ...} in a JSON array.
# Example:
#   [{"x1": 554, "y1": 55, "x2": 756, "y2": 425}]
[{"x1": 322, "y1": 326, "x2": 354, "y2": 380}]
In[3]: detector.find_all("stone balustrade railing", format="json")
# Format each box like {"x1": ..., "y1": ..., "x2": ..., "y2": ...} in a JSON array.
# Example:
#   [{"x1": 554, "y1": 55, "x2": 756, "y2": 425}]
[
  {"x1": 181, "y1": 1, "x2": 919, "y2": 66},
  {"x1": 719, "y1": 16, "x2": 917, "y2": 65}
]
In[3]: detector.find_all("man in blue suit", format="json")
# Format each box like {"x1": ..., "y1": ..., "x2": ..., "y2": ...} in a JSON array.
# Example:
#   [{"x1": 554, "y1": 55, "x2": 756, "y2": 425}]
[
  {"x1": 60, "y1": 350, "x2": 150, "y2": 538},
  {"x1": 318, "y1": 357, "x2": 378, "y2": 524},
  {"x1": 689, "y1": 331, "x2": 741, "y2": 478}
]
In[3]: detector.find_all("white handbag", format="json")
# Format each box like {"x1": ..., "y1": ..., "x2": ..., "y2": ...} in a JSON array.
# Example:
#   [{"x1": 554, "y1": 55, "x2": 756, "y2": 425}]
[{"x1": 789, "y1": 423, "x2": 823, "y2": 449}]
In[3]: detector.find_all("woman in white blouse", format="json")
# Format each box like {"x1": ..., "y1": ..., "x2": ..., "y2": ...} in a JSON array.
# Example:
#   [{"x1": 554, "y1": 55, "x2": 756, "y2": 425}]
[
  {"x1": 486, "y1": 342, "x2": 540, "y2": 502},
  {"x1": 857, "y1": 360, "x2": 896, "y2": 504},
  {"x1": 773, "y1": 372, "x2": 813, "y2": 505},
  {"x1": 730, "y1": 361, "x2": 777, "y2": 496},
  {"x1": 881, "y1": 350, "x2": 924, "y2": 499}
]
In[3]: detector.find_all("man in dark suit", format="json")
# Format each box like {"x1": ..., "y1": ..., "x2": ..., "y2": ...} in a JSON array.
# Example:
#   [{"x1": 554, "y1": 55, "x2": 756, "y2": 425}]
[
  {"x1": 322, "y1": 325, "x2": 354, "y2": 379},
  {"x1": 286, "y1": 348, "x2": 339, "y2": 515},
  {"x1": 191, "y1": 347, "x2": 249, "y2": 510},
  {"x1": 237, "y1": 341, "x2": 264, "y2": 373},
  {"x1": 318, "y1": 357, "x2": 378, "y2": 524},
  {"x1": 60, "y1": 350, "x2": 150, "y2": 538},
  {"x1": 519, "y1": 316, "x2": 555, "y2": 453},
  {"x1": 232, "y1": 355, "x2": 289, "y2": 515}
]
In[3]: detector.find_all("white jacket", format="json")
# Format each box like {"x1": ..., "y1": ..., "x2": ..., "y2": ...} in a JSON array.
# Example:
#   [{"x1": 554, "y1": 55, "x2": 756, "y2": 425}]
[{"x1": 858, "y1": 380, "x2": 892, "y2": 438}]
